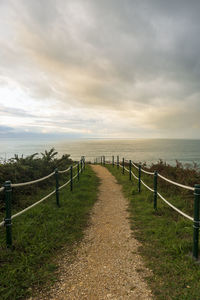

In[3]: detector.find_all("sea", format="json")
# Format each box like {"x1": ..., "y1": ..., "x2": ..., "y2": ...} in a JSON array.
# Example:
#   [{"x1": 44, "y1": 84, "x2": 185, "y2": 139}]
[{"x1": 0, "y1": 138, "x2": 200, "y2": 167}]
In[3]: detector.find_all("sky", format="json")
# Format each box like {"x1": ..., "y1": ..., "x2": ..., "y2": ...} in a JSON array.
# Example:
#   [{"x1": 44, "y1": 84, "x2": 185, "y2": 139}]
[{"x1": 0, "y1": 0, "x2": 200, "y2": 139}]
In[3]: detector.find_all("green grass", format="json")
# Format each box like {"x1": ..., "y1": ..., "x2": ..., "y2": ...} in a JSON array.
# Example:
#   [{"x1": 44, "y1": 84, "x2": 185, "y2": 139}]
[
  {"x1": 0, "y1": 165, "x2": 99, "y2": 300},
  {"x1": 106, "y1": 164, "x2": 200, "y2": 300}
]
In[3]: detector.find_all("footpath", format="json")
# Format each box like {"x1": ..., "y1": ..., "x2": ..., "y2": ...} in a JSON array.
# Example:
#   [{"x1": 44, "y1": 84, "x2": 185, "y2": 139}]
[{"x1": 34, "y1": 165, "x2": 152, "y2": 300}]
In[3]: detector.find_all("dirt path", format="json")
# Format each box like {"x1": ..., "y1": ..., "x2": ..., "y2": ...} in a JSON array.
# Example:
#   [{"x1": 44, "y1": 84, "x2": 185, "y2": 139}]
[{"x1": 35, "y1": 165, "x2": 152, "y2": 299}]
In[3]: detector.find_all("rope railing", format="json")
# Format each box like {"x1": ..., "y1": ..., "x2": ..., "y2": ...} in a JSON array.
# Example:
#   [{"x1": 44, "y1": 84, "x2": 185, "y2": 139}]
[
  {"x1": 130, "y1": 160, "x2": 154, "y2": 175},
  {"x1": 9, "y1": 190, "x2": 56, "y2": 223},
  {"x1": 0, "y1": 219, "x2": 5, "y2": 227},
  {"x1": 140, "y1": 168, "x2": 154, "y2": 176},
  {"x1": 131, "y1": 171, "x2": 139, "y2": 180},
  {"x1": 0, "y1": 163, "x2": 80, "y2": 190},
  {"x1": 140, "y1": 175, "x2": 193, "y2": 221},
  {"x1": 58, "y1": 179, "x2": 71, "y2": 190},
  {"x1": 97, "y1": 155, "x2": 200, "y2": 260},
  {"x1": 131, "y1": 162, "x2": 139, "y2": 170},
  {"x1": 58, "y1": 166, "x2": 71, "y2": 174},
  {"x1": 141, "y1": 179, "x2": 154, "y2": 192},
  {"x1": 124, "y1": 166, "x2": 129, "y2": 173},
  {"x1": 157, "y1": 192, "x2": 193, "y2": 222},
  {"x1": 131, "y1": 161, "x2": 194, "y2": 190},
  {"x1": 11, "y1": 171, "x2": 55, "y2": 188},
  {"x1": 0, "y1": 157, "x2": 86, "y2": 247},
  {"x1": 0, "y1": 165, "x2": 78, "y2": 190},
  {"x1": 158, "y1": 173, "x2": 195, "y2": 191}
]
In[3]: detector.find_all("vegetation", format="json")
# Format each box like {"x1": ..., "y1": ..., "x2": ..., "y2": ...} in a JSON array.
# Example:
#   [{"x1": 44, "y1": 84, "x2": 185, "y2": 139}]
[
  {"x1": 106, "y1": 162, "x2": 200, "y2": 300},
  {"x1": 0, "y1": 148, "x2": 72, "y2": 215},
  {"x1": 143, "y1": 159, "x2": 200, "y2": 193},
  {"x1": 137, "y1": 160, "x2": 200, "y2": 217},
  {"x1": 0, "y1": 153, "x2": 99, "y2": 300},
  {"x1": 1, "y1": 152, "x2": 200, "y2": 299}
]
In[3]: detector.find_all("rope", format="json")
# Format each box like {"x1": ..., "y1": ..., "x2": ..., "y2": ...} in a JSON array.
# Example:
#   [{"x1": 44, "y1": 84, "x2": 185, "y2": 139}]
[
  {"x1": 124, "y1": 167, "x2": 129, "y2": 172},
  {"x1": 0, "y1": 165, "x2": 83, "y2": 227},
  {"x1": 7, "y1": 163, "x2": 80, "y2": 187},
  {"x1": 157, "y1": 192, "x2": 193, "y2": 221},
  {"x1": 105, "y1": 155, "x2": 194, "y2": 223},
  {"x1": 11, "y1": 172, "x2": 55, "y2": 188},
  {"x1": 58, "y1": 166, "x2": 71, "y2": 174},
  {"x1": 73, "y1": 173, "x2": 78, "y2": 180},
  {"x1": 124, "y1": 161, "x2": 154, "y2": 175},
  {"x1": 140, "y1": 168, "x2": 154, "y2": 176},
  {"x1": 59, "y1": 179, "x2": 71, "y2": 190},
  {"x1": 131, "y1": 171, "x2": 139, "y2": 180},
  {"x1": 131, "y1": 162, "x2": 139, "y2": 170},
  {"x1": 59, "y1": 169, "x2": 80, "y2": 190},
  {"x1": 115, "y1": 164, "x2": 139, "y2": 180},
  {"x1": 158, "y1": 174, "x2": 194, "y2": 191},
  {"x1": 0, "y1": 189, "x2": 58, "y2": 227},
  {"x1": 125, "y1": 165, "x2": 153, "y2": 191},
  {"x1": 59, "y1": 164, "x2": 78, "y2": 174},
  {"x1": 122, "y1": 165, "x2": 138, "y2": 180},
  {"x1": 141, "y1": 179, "x2": 154, "y2": 192},
  {"x1": 120, "y1": 158, "x2": 193, "y2": 221}
]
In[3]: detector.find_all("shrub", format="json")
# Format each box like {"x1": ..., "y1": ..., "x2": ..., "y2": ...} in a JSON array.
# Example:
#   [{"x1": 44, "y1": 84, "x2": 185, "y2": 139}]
[{"x1": 0, "y1": 148, "x2": 73, "y2": 210}]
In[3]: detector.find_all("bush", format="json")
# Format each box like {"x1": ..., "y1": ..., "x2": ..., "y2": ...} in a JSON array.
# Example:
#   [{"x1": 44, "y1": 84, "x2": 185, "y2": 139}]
[{"x1": 0, "y1": 148, "x2": 73, "y2": 210}]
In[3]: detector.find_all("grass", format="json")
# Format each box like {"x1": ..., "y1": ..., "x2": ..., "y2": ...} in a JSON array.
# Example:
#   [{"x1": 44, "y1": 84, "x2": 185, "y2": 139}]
[
  {"x1": 0, "y1": 165, "x2": 99, "y2": 300},
  {"x1": 106, "y1": 164, "x2": 200, "y2": 300}
]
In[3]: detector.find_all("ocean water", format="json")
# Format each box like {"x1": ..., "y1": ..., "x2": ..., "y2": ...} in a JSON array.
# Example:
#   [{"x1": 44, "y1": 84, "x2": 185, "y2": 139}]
[{"x1": 0, "y1": 138, "x2": 200, "y2": 167}]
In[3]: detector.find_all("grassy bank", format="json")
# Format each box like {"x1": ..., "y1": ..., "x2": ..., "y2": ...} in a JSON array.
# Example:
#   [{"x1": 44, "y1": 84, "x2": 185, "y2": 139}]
[
  {"x1": 106, "y1": 164, "x2": 200, "y2": 300},
  {"x1": 0, "y1": 165, "x2": 99, "y2": 300}
]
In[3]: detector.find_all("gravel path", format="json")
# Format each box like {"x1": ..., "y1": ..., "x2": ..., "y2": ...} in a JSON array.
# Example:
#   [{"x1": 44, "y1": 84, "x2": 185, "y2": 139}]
[{"x1": 34, "y1": 165, "x2": 153, "y2": 299}]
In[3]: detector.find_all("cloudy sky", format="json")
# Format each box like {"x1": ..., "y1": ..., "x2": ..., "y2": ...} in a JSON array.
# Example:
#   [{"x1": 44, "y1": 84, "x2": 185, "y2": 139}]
[{"x1": 0, "y1": 0, "x2": 200, "y2": 139}]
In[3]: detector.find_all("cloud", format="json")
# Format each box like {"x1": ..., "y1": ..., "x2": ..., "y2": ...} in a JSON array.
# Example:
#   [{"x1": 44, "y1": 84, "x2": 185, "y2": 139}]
[
  {"x1": 0, "y1": 0, "x2": 200, "y2": 138},
  {"x1": 0, "y1": 125, "x2": 15, "y2": 134},
  {"x1": 0, "y1": 106, "x2": 35, "y2": 118}
]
